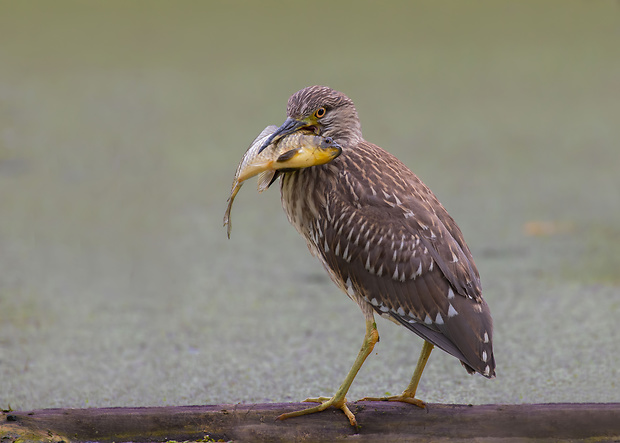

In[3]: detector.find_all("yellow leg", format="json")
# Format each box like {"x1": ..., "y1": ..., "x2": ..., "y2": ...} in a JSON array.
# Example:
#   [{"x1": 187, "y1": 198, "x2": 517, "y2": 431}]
[
  {"x1": 360, "y1": 340, "x2": 434, "y2": 407},
  {"x1": 277, "y1": 317, "x2": 379, "y2": 427}
]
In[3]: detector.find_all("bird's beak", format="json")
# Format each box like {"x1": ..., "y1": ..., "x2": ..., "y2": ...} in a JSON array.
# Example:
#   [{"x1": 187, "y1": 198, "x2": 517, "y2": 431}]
[{"x1": 258, "y1": 117, "x2": 309, "y2": 153}]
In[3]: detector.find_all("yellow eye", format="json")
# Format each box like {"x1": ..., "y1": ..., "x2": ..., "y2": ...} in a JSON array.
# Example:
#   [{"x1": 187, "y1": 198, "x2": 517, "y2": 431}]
[{"x1": 314, "y1": 107, "x2": 326, "y2": 119}]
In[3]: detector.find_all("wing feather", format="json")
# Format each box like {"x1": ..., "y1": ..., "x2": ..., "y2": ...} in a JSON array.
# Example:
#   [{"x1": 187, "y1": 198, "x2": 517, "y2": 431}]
[{"x1": 312, "y1": 141, "x2": 494, "y2": 377}]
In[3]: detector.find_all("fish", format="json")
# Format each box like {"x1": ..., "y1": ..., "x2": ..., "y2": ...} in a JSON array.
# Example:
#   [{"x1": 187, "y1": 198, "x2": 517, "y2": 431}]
[{"x1": 223, "y1": 125, "x2": 341, "y2": 238}]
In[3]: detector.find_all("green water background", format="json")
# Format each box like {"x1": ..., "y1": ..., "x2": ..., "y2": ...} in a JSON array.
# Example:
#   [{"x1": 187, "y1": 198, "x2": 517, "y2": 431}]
[{"x1": 1, "y1": 1, "x2": 619, "y2": 409}]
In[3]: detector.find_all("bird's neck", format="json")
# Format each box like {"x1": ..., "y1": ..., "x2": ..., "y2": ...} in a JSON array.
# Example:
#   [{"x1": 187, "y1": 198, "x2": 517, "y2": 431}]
[{"x1": 279, "y1": 158, "x2": 341, "y2": 239}]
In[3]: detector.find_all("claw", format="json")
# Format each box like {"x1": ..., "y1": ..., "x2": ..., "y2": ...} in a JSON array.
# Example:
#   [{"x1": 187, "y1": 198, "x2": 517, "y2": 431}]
[
  {"x1": 358, "y1": 395, "x2": 425, "y2": 408},
  {"x1": 277, "y1": 396, "x2": 357, "y2": 427}
]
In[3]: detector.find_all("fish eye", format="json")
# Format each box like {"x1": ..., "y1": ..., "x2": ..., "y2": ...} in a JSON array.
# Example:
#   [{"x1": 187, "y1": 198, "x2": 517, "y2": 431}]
[{"x1": 314, "y1": 107, "x2": 326, "y2": 119}]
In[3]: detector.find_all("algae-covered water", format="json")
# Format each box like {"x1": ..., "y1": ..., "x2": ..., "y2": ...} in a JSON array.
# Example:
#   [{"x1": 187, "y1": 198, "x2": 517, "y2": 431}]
[{"x1": 1, "y1": 1, "x2": 619, "y2": 410}]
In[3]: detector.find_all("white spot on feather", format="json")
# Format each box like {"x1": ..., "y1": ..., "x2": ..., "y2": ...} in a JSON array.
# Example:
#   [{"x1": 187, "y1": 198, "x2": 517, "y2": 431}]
[
  {"x1": 371, "y1": 298, "x2": 379, "y2": 307},
  {"x1": 345, "y1": 277, "x2": 355, "y2": 298},
  {"x1": 424, "y1": 314, "x2": 432, "y2": 325},
  {"x1": 482, "y1": 351, "x2": 488, "y2": 362},
  {"x1": 447, "y1": 287, "x2": 455, "y2": 299},
  {"x1": 316, "y1": 220, "x2": 323, "y2": 238},
  {"x1": 359, "y1": 221, "x2": 368, "y2": 237},
  {"x1": 484, "y1": 332, "x2": 489, "y2": 343},
  {"x1": 343, "y1": 244, "x2": 351, "y2": 262},
  {"x1": 448, "y1": 304, "x2": 458, "y2": 317},
  {"x1": 397, "y1": 307, "x2": 405, "y2": 316},
  {"x1": 346, "y1": 211, "x2": 356, "y2": 227},
  {"x1": 412, "y1": 262, "x2": 422, "y2": 279},
  {"x1": 363, "y1": 228, "x2": 371, "y2": 241},
  {"x1": 392, "y1": 265, "x2": 399, "y2": 280},
  {"x1": 435, "y1": 313, "x2": 444, "y2": 325}
]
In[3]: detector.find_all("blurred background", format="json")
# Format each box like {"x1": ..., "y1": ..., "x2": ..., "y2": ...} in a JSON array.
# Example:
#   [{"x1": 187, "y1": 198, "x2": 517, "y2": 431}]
[{"x1": 1, "y1": 1, "x2": 619, "y2": 410}]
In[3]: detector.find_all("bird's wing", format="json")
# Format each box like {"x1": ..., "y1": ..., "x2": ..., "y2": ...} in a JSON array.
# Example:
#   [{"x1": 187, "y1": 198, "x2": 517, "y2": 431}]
[{"x1": 313, "y1": 144, "x2": 494, "y2": 376}]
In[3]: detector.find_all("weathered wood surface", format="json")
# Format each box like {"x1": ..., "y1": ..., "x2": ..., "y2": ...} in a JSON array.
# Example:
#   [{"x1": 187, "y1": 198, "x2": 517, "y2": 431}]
[{"x1": 2, "y1": 402, "x2": 620, "y2": 442}]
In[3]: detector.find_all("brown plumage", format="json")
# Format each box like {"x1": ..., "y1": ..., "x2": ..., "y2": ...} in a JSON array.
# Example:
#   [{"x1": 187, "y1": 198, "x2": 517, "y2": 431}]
[{"x1": 256, "y1": 85, "x2": 495, "y2": 426}]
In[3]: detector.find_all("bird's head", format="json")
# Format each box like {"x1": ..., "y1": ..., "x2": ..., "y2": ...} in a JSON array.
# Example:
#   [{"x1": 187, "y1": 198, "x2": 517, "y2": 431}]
[{"x1": 258, "y1": 86, "x2": 363, "y2": 153}]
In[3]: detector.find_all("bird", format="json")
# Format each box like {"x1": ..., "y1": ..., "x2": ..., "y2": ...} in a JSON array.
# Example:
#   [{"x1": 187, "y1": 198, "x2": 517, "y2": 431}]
[{"x1": 253, "y1": 85, "x2": 495, "y2": 426}]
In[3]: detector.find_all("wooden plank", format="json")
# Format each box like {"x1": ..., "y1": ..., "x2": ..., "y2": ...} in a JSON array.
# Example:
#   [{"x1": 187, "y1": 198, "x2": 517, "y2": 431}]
[{"x1": 3, "y1": 402, "x2": 620, "y2": 442}]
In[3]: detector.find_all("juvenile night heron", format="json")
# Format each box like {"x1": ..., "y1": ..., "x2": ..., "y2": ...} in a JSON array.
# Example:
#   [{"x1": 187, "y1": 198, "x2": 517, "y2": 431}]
[{"x1": 254, "y1": 86, "x2": 495, "y2": 426}]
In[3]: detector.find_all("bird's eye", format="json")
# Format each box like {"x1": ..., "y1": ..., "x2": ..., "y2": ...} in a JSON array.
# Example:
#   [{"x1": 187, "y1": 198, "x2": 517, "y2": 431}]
[{"x1": 314, "y1": 107, "x2": 326, "y2": 119}]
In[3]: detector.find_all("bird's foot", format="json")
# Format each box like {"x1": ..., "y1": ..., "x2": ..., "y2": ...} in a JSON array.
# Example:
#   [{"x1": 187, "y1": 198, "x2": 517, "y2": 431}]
[
  {"x1": 277, "y1": 395, "x2": 357, "y2": 426},
  {"x1": 358, "y1": 393, "x2": 426, "y2": 408}
]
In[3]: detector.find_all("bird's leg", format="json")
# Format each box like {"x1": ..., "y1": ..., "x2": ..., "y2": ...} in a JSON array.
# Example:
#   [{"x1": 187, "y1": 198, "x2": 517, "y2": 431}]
[
  {"x1": 359, "y1": 340, "x2": 434, "y2": 407},
  {"x1": 277, "y1": 317, "x2": 379, "y2": 427}
]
